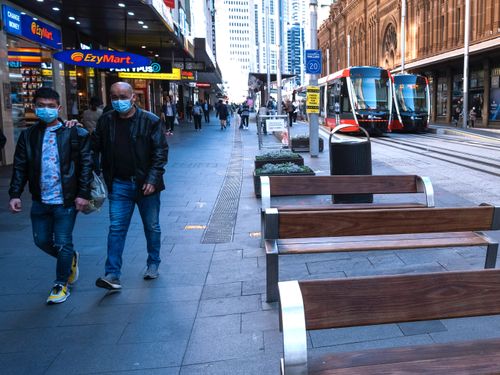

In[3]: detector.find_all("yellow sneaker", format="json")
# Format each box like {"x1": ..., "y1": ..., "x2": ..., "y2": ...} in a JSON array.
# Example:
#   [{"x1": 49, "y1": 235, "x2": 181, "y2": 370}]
[
  {"x1": 68, "y1": 251, "x2": 79, "y2": 285},
  {"x1": 47, "y1": 284, "x2": 70, "y2": 304}
]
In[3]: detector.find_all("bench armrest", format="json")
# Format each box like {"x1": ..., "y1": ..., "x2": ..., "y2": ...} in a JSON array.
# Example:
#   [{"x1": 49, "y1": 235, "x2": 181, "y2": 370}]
[
  {"x1": 416, "y1": 176, "x2": 435, "y2": 207},
  {"x1": 279, "y1": 280, "x2": 308, "y2": 375},
  {"x1": 261, "y1": 176, "x2": 271, "y2": 211}
]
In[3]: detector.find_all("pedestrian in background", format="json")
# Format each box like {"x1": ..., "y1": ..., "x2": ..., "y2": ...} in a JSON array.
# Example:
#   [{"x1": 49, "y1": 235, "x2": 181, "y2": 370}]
[
  {"x1": 238, "y1": 102, "x2": 250, "y2": 129},
  {"x1": 218, "y1": 99, "x2": 229, "y2": 130},
  {"x1": 186, "y1": 100, "x2": 193, "y2": 122},
  {"x1": 161, "y1": 96, "x2": 176, "y2": 135},
  {"x1": 284, "y1": 99, "x2": 294, "y2": 127},
  {"x1": 203, "y1": 100, "x2": 210, "y2": 123},
  {"x1": 192, "y1": 101, "x2": 203, "y2": 131},
  {"x1": 469, "y1": 107, "x2": 477, "y2": 128},
  {"x1": 82, "y1": 97, "x2": 103, "y2": 134},
  {"x1": 8, "y1": 87, "x2": 92, "y2": 304},
  {"x1": 92, "y1": 82, "x2": 168, "y2": 290}
]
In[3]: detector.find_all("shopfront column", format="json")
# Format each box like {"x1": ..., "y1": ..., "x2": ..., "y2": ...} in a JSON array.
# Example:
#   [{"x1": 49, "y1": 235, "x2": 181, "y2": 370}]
[
  {"x1": 446, "y1": 68, "x2": 453, "y2": 123},
  {"x1": 0, "y1": 30, "x2": 14, "y2": 165},
  {"x1": 482, "y1": 58, "x2": 490, "y2": 127},
  {"x1": 52, "y1": 60, "x2": 67, "y2": 119}
]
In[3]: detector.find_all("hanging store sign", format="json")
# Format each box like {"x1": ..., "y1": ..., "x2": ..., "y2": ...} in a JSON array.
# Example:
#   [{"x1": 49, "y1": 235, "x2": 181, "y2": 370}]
[
  {"x1": 2, "y1": 5, "x2": 62, "y2": 49},
  {"x1": 53, "y1": 49, "x2": 151, "y2": 69},
  {"x1": 181, "y1": 70, "x2": 195, "y2": 80},
  {"x1": 117, "y1": 68, "x2": 181, "y2": 80},
  {"x1": 196, "y1": 82, "x2": 211, "y2": 88},
  {"x1": 163, "y1": 0, "x2": 175, "y2": 9}
]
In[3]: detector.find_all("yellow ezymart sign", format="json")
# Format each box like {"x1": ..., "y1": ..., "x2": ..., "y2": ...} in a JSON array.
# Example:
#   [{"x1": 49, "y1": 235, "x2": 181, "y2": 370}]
[{"x1": 306, "y1": 86, "x2": 320, "y2": 114}]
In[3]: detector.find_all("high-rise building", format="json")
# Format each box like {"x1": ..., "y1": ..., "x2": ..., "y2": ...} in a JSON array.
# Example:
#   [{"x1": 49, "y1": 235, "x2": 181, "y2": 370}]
[{"x1": 214, "y1": 0, "x2": 256, "y2": 100}]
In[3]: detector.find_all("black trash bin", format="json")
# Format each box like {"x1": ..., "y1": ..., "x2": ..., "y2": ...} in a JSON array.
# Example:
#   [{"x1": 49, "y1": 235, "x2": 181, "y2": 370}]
[{"x1": 329, "y1": 125, "x2": 373, "y2": 203}]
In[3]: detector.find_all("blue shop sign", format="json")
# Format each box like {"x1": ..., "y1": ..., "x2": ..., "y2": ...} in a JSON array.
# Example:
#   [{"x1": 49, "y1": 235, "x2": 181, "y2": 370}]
[
  {"x1": 2, "y1": 5, "x2": 62, "y2": 49},
  {"x1": 53, "y1": 49, "x2": 151, "y2": 69},
  {"x1": 2, "y1": 5, "x2": 22, "y2": 36}
]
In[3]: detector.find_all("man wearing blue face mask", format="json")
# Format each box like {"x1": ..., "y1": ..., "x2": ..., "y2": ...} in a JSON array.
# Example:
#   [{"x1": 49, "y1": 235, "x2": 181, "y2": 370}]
[
  {"x1": 8, "y1": 87, "x2": 92, "y2": 304},
  {"x1": 92, "y1": 82, "x2": 168, "y2": 290}
]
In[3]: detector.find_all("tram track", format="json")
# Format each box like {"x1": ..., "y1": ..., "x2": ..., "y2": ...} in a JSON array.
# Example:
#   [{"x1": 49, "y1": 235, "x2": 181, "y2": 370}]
[
  {"x1": 413, "y1": 133, "x2": 500, "y2": 151},
  {"x1": 372, "y1": 137, "x2": 500, "y2": 178}
]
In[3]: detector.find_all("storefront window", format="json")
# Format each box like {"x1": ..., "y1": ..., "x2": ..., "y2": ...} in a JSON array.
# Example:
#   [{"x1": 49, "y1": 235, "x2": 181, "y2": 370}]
[
  {"x1": 490, "y1": 66, "x2": 500, "y2": 121},
  {"x1": 437, "y1": 77, "x2": 447, "y2": 117},
  {"x1": 7, "y1": 37, "x2": 54, "y2": 141}
]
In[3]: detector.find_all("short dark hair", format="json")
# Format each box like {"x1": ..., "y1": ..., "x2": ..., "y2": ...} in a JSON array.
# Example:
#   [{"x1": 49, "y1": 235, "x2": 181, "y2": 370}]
[{"x1": 33, "y1": 87, "x2": 60, "y2": 105}]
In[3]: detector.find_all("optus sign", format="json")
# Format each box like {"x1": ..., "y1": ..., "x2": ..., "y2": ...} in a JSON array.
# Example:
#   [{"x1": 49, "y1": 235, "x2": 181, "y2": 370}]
[{"x1": 53, "y1": 49, "x2": 151, "y2": 69}]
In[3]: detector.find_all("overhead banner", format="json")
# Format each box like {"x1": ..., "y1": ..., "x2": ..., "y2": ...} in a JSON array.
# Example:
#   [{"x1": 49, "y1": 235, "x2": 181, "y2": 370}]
[
  {"x1": 53, "y1": 49, "x2": 151, "y2": 69},
  {"x1": 306, "y1": 86, "x2": 320, "y2": 114},
  {"x1": 2, "y1": 4, "x2": 62, "y2": 49}
]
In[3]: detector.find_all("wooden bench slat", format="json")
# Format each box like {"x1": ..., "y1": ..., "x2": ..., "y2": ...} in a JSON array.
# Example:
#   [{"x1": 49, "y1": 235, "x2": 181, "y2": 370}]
[
  {"x1": 308, "y1": 337, "x2": 500, "y2": 373},
  {"x1": 279, "y1": 206, "x2": 495, "y2": 238},
  {"x1": 277, "y1": 231, "x2": 479, "y2": 245},
  {"x1": 268, "y1": 175, "x2": 420, "y2": 196},
  {"x1": 299, "y1": 269, "x2": 500, "y2": 330},
  {"x1": 278, "y1": 202, "x2": 427, "y2": 211},
  {"x1": 277, "y1": 232, "x2": 489, "y2": 254},
  {"x1": 311, "y1": 351, "x2": 500, "y2": 374}
]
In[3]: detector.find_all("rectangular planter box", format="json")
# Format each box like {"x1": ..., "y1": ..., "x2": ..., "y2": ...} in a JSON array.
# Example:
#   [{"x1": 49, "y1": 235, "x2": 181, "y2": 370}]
[
  {"x1": 253, "y1": 170, "x2": 316, "y2": 197},
  {"x1": 254, "y1": 156, "x2": 304, "y2": 169},
  {"x1": 291, "y1": 138, "x2": 324, "y2": 153}
]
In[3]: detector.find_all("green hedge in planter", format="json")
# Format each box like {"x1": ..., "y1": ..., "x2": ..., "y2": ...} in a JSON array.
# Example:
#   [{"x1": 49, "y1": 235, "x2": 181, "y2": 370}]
[
  {"x1": 254, "y1": 151, "x2": 304, "y2": 169},
  {"x1": 291, "y1": 136, "x2": 324, "y2": 152},
  {"x1": 253, "y1": 162, "x2": 315, "y2": 197}
]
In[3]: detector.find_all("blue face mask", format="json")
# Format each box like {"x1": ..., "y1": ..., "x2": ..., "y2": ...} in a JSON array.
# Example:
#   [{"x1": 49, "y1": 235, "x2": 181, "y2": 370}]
[
  {"x1": 35, "y1": 107, "x2": 59, "y2": 123},
  {"x1": 112, "y1": 99, "x2": 133, "y2": 113}
]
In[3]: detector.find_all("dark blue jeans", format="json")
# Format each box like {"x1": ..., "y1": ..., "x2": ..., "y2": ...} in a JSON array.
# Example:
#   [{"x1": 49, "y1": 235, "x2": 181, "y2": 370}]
[
  {"x1": 30, "y1": 201, "x2": 77, "y2": 284},
  {"x1": 106, "y1": 179, "x2": 161, "y2": 278}
]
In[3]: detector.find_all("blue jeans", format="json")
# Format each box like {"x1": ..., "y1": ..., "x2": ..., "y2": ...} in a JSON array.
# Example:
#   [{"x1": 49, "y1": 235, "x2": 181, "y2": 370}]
[
  {"x1": 106, "y1": 179, "x2": 161, "y2": 278},
  {"x1": 30, "y1": 201, "x2": 77, "y2": 284}
]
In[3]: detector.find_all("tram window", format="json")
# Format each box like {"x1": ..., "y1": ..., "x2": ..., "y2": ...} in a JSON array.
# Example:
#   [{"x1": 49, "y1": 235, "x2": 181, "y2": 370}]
[
  {"x1": 341, "y1": 81, "x2": 351, "y2": 112},
  {"x1": 327, "y1": 84, "x2": 336, "y2": 116}
]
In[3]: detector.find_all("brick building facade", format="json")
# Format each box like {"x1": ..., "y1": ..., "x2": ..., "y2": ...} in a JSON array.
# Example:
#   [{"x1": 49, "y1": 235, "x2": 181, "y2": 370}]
[{"x1": 318, "y1": 0, "x2": 500, "y2": 127}]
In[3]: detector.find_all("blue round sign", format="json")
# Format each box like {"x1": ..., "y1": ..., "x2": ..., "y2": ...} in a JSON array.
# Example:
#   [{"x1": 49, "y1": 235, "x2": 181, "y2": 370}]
[{"x1": 53, "y1": 49, "x2": 151, "y2": 69}]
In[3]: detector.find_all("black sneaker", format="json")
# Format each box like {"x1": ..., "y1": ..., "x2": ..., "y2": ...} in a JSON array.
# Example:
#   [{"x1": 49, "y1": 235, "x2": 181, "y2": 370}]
[
  {"x1": 143, "y1": 264, "x2": 159, "y2": 280},
  {"x1": 95, "y1": 275, "x2": 122, "y2": 290}
]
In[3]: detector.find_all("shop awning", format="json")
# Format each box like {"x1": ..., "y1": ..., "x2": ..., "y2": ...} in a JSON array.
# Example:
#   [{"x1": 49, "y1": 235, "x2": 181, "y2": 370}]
[{"x1": 8, "y1": 0, "x2": 191, "y2": 59}]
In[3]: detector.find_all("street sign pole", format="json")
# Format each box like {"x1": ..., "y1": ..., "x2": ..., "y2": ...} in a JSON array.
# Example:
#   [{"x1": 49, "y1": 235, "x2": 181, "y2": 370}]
[{"x1": 307, "y1": 0, "x2": 319, "y2": 157}]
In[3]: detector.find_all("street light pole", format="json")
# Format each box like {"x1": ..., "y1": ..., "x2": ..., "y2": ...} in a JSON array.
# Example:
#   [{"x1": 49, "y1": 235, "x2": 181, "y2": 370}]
[
  {"x1": 401, "y1": 0, "x2": 406, "y2": 73},
  {"x1": 265, "y1": 0, "x2": 271, "y2": 107},
  {"x1": 309, "y1": 0, "x2": 319, "y2": 157},
  {"x1": 462, "y1": 0, "x2": 470, "y2": 129}
]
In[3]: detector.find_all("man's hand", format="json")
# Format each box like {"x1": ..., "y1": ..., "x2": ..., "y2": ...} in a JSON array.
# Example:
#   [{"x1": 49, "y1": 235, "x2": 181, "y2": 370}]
[
  {"x1": 75, "y1": 197, "x2": 89, "y2": 211},
  {"x1": 64, "y1": 120, "x2": 83, "y2": 128},
  {"x1": 142, "y1": 184, "x2": 156, "y2": 196},
  {"x1": 9, "y1": 198, "x2": 22, "y2": 213}
]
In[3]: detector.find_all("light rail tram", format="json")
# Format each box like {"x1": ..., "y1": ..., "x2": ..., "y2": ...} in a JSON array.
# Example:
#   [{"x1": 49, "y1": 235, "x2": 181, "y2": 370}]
[{"x1": 319, "y1": 66, "x2": 393, "y2": 136}]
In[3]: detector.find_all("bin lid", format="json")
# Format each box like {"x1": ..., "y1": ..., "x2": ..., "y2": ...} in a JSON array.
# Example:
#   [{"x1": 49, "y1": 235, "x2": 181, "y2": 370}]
[{"x1": 330, "y1": 134, "x2": 368, "y2": 144}]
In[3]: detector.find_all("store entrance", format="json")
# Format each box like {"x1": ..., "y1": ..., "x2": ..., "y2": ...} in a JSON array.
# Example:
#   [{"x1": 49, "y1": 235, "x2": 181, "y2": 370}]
[{"x1": 7, "y1": 37, "x2": 54, "y2": 141}]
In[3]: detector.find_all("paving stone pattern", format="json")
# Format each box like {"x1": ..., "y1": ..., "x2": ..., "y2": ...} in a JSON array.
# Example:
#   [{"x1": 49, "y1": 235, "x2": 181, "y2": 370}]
[{"x1": 1, "y1": 115, "x2": 500, "y2": 374}]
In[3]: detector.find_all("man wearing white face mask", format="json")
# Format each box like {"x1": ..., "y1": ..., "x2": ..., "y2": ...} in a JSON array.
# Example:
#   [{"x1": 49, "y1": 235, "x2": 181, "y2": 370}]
[
  {"x1": 8, "y1": 87, "x2": 92, "y2": 304},
  {"x1": 92, "y1": 82, "x2": 168, "y2": 290}
]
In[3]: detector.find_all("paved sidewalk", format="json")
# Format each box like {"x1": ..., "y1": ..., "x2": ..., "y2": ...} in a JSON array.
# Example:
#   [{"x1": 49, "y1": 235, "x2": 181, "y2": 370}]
[{"x1": 1, "y1": 113, "x2": 500, "y2": 374}]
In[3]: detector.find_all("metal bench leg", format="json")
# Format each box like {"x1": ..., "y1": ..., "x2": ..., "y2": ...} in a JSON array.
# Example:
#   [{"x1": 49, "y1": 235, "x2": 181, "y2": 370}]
[
  {"x1": 485, "y1": 243, "x2": 499, "y2": 269},
  {"x1": 267, "y1": 251, "x2": 279, "y2": 302}
]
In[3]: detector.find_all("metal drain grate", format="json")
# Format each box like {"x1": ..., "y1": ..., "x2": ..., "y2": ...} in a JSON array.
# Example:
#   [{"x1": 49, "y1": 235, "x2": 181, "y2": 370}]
[{"x1": 201, "y1": 128, "x2": 243, "y2": 243}]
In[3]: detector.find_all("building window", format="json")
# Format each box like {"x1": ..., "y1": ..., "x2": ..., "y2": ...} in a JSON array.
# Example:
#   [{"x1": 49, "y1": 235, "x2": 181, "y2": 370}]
[{"x1": 490, "y1": 66, "x2": 500, "y2": 121}]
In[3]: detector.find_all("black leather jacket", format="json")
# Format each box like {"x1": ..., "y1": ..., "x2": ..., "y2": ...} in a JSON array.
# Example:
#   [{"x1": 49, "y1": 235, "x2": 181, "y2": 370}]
[
  {"x1": 9, "y1": 122, "x2": 93, "y2": 206},
  {"x1": 92, "y1": 107, "x2": 168, "y2": 193}
]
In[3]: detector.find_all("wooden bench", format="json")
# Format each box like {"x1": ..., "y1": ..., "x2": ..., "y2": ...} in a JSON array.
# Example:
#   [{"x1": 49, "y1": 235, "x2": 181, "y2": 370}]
[
  {"x1": 259, "y1": 175, "x2": 434, "y2": 246},
  {"x1": 279, "y1": 269, "x2": 500, "y2": 374},
  {"x1": 264, "y1": 205, "x2": 500, "y2": 302}
]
